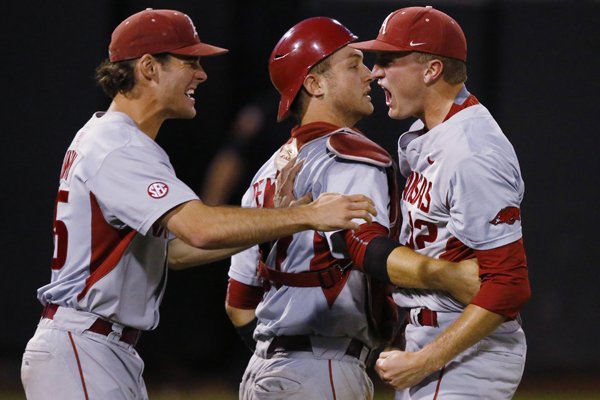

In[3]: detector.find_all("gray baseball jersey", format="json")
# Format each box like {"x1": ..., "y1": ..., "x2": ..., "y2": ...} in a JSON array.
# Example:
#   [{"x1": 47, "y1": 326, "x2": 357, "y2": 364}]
[
  {"x1": 232, "y1": 126, "x2": 391, "y2": 347},
  {"x1": 394, "y1": 87, "x2": 527, "y2": 399},
  {"x1": 230, "y1": 123, "x2": 393, "y2": 399},
  {"x1": 37, "y1": 111, "x2": 198, "y2": 330},
  {"x1": 22, "y1": 111, "x2": 198, "y2": 400}
]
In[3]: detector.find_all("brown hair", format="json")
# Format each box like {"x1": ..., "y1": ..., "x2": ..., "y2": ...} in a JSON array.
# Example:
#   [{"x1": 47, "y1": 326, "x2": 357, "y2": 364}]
[
  {"x1": 414, "y1": 52, "x2": 467, "y2": 85},
  {"x1": 95, "y1": 53, "x2": 171, "y2": 98}
]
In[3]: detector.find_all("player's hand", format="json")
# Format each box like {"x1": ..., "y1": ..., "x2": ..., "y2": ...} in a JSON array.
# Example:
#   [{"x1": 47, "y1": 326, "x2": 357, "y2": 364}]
[
  {"x1": 308, "y1": 192, "x2": 376, "y2": 231},
  {"x1": 274, "y1": 156, "x2": 305, "y2": 208},
  {"x1": 375, "y1": 349, "x2": 436, "y2": 390},
  {"x1": 445, "y1": 258, "x2": 480, "y2": 305}
]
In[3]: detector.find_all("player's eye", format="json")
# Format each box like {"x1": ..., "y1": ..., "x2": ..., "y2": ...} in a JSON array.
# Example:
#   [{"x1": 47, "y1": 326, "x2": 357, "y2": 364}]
[{"x1": 374, "y1": 54, "x2": 394, "y2": 67}]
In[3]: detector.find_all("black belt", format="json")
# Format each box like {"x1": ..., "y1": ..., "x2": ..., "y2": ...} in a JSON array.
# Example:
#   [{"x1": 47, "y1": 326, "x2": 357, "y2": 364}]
[
  {"x1": 268, "y1": 335, "x2": 368, "y2": 360},
  {"x1": 42, "y1": 304, "x2": 140, "y2": 346}
]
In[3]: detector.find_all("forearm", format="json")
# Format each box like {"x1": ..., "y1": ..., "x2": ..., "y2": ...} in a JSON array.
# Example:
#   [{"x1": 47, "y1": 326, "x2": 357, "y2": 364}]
[
  {"x1": 420, "y1": 304, "x2": 506, "y2": 372},
  {"x1": 385, "y1": 246, "x2": 455, "y2": 289},
  {"x1": 226, "y1": 304, "x2": 258, "y2": 352},
  {"x1": 225, "y1": 304, "x2": 257, "y2": 327},
  {"x1": 369, "y1": 243, "x2": 479, "y2": 304},
  {"x1": 165, "y1": 200, "x2": 312, "y2": 249},
  {"x1": 164, "y1": 195, "x2": 373, "y2": 249},
  {"x1": 167, "y1": 238, "x2": 247, "y2": 269}
]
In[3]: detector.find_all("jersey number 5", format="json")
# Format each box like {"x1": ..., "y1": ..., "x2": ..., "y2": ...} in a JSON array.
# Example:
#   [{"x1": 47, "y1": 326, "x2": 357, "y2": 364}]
[{"x1": 51, "y1": 190, "x2": 69, "y2": 270}]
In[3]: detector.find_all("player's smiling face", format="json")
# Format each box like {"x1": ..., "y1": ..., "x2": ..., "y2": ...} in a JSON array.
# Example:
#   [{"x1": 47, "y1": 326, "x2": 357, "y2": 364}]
[
  {"x1": 372, "y1": 52, "x2": 426, "y2": 120},
  {"x1": 322, "y1": 46, "x2": 374, "y2": 125},
  {"x1": 156, "y1": 54, "x2": 207, "y2": 120}
]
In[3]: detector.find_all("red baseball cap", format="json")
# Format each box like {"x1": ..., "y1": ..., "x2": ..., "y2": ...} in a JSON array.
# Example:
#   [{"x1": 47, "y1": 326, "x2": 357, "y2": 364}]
[
  {"x1": 109, "y1": 9, "x2": 228, "y2": 62},
  {"x1": 350, "y1": 6, "x2": 467, "y2": 62}
]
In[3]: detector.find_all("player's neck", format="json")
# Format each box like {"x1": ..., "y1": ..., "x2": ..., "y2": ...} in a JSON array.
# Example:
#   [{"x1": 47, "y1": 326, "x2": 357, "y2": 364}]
[
  {"x1": 422, "y1": 83, "x2": 463, "y2": 130},
  {"x1": 108, "y1": 96, "x2": 163, "y2": 140},
  {"x1": 301, "y1": 105, "x2": 358, "y2": 128}
]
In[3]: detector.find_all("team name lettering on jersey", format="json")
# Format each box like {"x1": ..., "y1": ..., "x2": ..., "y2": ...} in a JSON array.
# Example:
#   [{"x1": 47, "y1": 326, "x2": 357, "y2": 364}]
[
  {"x1": 252, "y1": 178, "x2": 275, "y2": 208},
  {"x1": 403, "y1": 171, "x2": 432, "y2": 213},
  {"x1": 59, "y1": 150, "x2": 78, "y2": 181}
]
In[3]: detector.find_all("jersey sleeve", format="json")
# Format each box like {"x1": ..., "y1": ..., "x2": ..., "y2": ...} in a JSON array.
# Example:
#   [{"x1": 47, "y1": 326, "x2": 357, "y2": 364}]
[
  {"x1": 87, "y1": 146, "x2": 198, "y2": 235},
  {"x1": 228, "y1": 182, "x2": 264, "y2": 287},
  {"x1": 448, "y1": 152, "x2": 530, "y2": 318},
  {"x1": 447, "y1": 152, "x2": 524, "y2": 250},
  {"x1": 317, "y1": 161, "x2": 391, "y2": 259}
]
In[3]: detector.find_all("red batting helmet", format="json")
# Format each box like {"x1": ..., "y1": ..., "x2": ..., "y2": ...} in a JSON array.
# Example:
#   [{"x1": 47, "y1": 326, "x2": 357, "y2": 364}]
[{"x1": 269, "y1": 17, "x2": 357, "y2": 122}]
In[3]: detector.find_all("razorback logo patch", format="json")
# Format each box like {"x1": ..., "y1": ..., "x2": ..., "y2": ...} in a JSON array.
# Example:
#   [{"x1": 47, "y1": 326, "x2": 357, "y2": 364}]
[{"x1": 489, "y1": 206, "x2": 521, "y2": 225}]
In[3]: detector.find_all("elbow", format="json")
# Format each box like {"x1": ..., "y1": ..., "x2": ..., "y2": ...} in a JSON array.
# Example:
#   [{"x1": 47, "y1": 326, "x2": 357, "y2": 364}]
[
  {"x1": 471, "y1": 277, "x2": 532, "y2": 319},
  {"x1": 225, "y1": 302, "x2": 236, "y2": 320},
  {"x1": 167, "y1": 256, "x2": 187, "y2": 270},
  {"x1": 184, "y1": 229, "x2": 224, "y2": 250},
  {"x1": 512, "y1": 279, "x2": 532, "y2": 310}
]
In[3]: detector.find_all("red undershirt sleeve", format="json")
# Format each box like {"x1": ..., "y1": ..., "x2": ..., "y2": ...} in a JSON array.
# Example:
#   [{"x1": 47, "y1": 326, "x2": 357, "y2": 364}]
[
  {"x1": 226, "y1": 278, "x2": 264, "y2": 309},
  {"x1": 471, "y1": 238, "x2": 531, "y2": 319},
  {"x1": 342, "y1": 223, "x2": 390, "y2": 270}
]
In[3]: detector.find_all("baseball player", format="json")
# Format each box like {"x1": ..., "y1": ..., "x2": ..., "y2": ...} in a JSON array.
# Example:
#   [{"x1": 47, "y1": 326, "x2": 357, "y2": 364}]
[
  {"x1": 20, "y1": 9, "x2": 378, "y2": 400},
  {"x1": 351, "y1": 6, "x2": 532, "y2": 399},
  {"x1": 225, "y1": 17, "x2": 479, "y2": 400}
]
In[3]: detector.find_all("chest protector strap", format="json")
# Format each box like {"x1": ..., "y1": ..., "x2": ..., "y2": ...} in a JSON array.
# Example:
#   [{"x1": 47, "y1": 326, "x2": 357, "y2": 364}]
[{"x1": 258, "y1": 260, "x2": 350, "y2": 289}]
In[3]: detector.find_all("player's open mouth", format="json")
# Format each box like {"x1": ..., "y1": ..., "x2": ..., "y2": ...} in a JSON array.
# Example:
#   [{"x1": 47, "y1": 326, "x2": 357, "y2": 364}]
[
  {"x1": 186, "y1": 89, "x2": 195, "y2": 101},
  {"x1": 383, "y1": 87, "x2": 392, "y2": 106}
]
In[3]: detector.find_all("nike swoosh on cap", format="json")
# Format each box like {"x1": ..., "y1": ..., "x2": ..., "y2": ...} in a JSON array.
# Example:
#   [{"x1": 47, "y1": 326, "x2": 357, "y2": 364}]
[{"x1": 409, "y1": 41, "x2": 427, "y2": 46}]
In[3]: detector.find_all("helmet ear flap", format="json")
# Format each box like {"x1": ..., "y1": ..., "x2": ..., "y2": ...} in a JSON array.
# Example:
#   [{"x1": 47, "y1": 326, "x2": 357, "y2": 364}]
[{"x1": 269, "y1": 17, "x2": 357, "y2": 122}]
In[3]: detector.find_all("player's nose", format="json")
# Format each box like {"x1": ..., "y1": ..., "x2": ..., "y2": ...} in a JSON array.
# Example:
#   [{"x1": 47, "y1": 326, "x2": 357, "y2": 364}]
[
  {"x1": 362, "y1": 64, "x2": 374, "y2": 82},
  {"x1": 194, "y1": 65, "x2": 208, "y2": 83},
  {"x1": 371, "y1": 64, "x2": 385, "y2": 79}
]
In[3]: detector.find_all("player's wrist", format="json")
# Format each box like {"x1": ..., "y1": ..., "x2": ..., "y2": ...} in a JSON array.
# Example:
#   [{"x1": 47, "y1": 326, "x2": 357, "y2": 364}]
[
  {"x1": 299, "y1": 203, "x2": 320, "y2": 230},
  {"x1": 418, "y1": 345, "x2": 445, "y2": 373},
  {"x1": 285, "y1": 204, "x2": 313, "y2": 230}
]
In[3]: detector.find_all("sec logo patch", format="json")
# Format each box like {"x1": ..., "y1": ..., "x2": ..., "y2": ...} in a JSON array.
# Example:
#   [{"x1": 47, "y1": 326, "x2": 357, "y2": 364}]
[{"x1": 147, "y1": 182, "x2": 169, "y2": 199}]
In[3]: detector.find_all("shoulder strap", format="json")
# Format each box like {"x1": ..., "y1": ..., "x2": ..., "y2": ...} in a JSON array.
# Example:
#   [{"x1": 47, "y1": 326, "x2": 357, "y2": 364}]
[{"x1": 326, "y1": 128, "x2": 392, "y2": 167}]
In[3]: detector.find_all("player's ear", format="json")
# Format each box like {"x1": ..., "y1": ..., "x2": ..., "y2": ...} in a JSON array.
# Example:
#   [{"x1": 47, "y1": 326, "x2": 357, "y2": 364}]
[
  {"x1": 137, "y1": 54, "x2": 160, "y2": 82},
  {"x1": 423, "y1": 59, "x2": 444, "y2": 84},
  {"x1": 303, "y1": 73, "x2": 326, "y2": 98}
]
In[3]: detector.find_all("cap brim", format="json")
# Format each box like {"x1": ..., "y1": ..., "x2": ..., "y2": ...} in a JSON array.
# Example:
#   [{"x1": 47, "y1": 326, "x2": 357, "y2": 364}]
[
  {"x1": 171, "y1": 42, "x2": 229, "y2": 57},
  {"x1": 350, "y1": 39, "x2": 408, "y2": 53}
]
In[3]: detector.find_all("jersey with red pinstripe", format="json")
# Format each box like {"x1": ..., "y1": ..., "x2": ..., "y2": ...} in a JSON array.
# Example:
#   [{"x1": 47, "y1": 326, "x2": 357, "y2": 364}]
[
  {"x1": 393, "y1": 87, "x2": 527, "y2": 314},
  {"x1": 228, "y1": 123, "x2": 392, "y2": 349},
  {"x1": 36, "y1": 112, "x2": 198, "y2": 330}
]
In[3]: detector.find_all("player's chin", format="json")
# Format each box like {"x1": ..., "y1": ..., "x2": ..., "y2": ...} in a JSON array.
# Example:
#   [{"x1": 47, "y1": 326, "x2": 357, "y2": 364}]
[
  {"x1": 363, "y1": 104, "x2": 375, "y2": 117},
  {"x1": 361, "y1": 99, "x2": 375, "y2": 115},
  {"x1": 177, "y1": 108, "x2": 197, "y2": 119},
  {"x1": 387, "y1": 107, "x2": 404, "y2": 120}
]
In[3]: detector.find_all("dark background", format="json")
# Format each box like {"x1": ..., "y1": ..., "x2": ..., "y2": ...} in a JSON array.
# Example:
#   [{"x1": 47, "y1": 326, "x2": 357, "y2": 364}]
[{"x1": 1, "y1": 0, "x2": 599, "y2": 393}]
